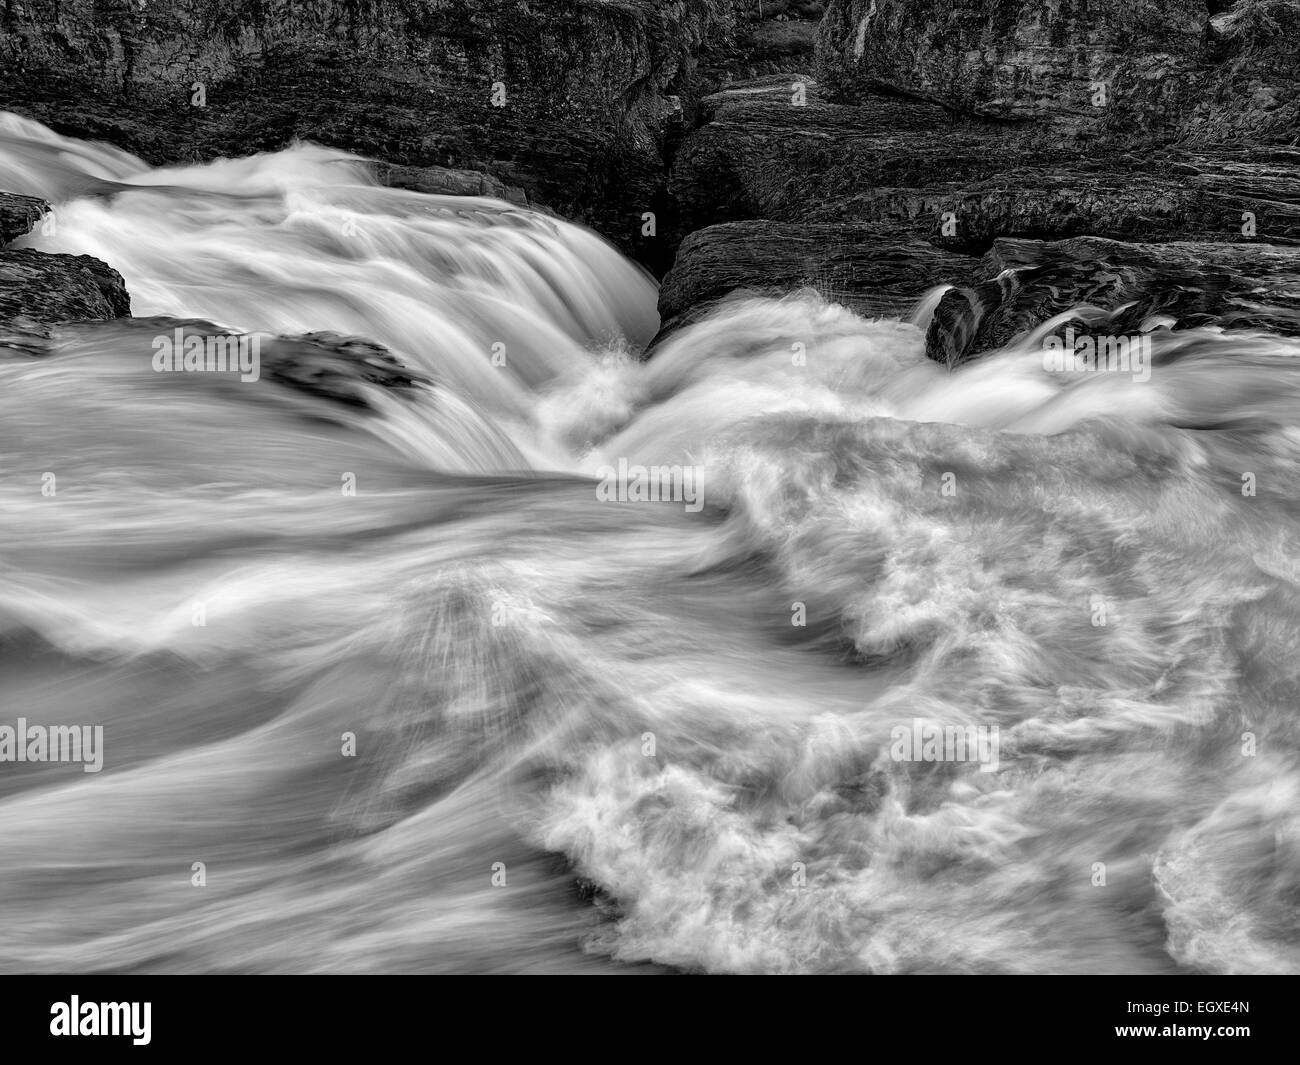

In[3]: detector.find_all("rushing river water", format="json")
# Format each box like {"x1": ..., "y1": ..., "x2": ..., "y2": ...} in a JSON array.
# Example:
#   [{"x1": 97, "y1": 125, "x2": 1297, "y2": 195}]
[{"x1": 0, "y1": 112, "x2": 1297, "y2": 974}]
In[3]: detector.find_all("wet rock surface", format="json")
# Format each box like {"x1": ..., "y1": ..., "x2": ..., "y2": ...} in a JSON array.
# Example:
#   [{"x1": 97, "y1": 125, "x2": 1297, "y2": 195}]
[
  {"x1": 0, "y1": 249, "x2": 131, "y2": 332},
  {"x1": 659, "y1": 219, "x2": 980, "y2": 332},
  {"x1": 6, "y1": 1, "x2": 1300, "y2": 361},
  {"x1": 0, "y1": 192, "x2": 50, "y2": 245},
  {"x1": 653, "y1": 1, "x2": 1300, "y2": 354},
  {"x1": 0, "y1": 0, "x2": 740, "y2": 269},
  {"x1": 926, "y1": 237, "x2": 1300, "y2": 366}
]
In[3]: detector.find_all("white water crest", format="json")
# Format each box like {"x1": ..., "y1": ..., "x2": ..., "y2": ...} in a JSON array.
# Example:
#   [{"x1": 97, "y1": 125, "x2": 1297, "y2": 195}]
[{"x1": 1, "y1": 113, "x2": 1298, "y2": 974}]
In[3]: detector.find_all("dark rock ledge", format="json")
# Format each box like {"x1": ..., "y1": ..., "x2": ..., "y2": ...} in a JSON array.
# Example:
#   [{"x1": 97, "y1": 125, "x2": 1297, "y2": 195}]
[
  {"x1": 659, "y1": 219, "x2": 980, "y2": 334},
  {"x1": 927, "y1": 237, "x2": 1300, "y2": 367},
  {"x1": 6, "y1": 0, "x2": 1300, "y2": 369},
  {"x1": 0, "y1": 193, "x2": 50, "y2": 246},
  {"x1": 650, "y1": 0, "x2": 1300, "y2": 358},
  {"x1": 0, "y1": 193, "x2": 132, "y2": 335}
]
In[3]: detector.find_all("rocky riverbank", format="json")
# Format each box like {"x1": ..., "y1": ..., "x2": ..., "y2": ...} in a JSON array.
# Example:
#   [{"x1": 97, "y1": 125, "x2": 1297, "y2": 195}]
[
  {"x1": 659, "y1": 0, "x2": 1300, "y2": 357},
  {"x1": 0, "y1": 0, "x2": 743, "y2": 270},
  {"x1": 4, "y1": 0, "x2": 1300, "y2": 361}
]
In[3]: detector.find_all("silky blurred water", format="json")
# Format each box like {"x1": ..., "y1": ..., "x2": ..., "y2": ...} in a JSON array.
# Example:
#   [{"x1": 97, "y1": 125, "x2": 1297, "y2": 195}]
[{"x1": 0, "y1": 112, "x2": 1297, "y2": 974}]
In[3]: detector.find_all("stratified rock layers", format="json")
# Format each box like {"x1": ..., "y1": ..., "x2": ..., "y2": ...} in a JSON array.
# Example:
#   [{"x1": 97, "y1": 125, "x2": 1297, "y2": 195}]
[
  {"x1": 0, "y1": 0, "x2": 740, "y2": 269},
  {"x1": 652, "y1": 2, "x2": 1300, "y2": 357}
]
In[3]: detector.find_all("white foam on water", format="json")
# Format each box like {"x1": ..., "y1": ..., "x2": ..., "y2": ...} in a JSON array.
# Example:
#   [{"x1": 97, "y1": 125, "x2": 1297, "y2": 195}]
[{"x1": 1, "y1": 113, "x2": 1298, "y2": 974}]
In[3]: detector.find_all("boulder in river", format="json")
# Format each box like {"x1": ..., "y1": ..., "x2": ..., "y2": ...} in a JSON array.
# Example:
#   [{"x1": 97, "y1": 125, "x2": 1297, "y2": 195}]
[
  {"x1": 925, "y1": 236, "x2": 1300, "y2": 366},
  {"x1": 0, "y1": 249, "x2": 131, "y2": 335}
]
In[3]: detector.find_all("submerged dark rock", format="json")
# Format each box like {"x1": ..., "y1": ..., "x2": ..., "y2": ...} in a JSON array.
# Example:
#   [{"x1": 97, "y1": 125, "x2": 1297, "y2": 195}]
[
  {"x1": 255, "y1": 331, "x2": 431, "y2": 409},
  {"x1": 5, "y1": 313, "x2": 431, "y2": 413}
]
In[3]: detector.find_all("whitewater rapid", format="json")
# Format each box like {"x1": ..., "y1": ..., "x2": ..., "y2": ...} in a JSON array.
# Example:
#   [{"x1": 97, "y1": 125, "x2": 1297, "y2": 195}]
[{"x1": 0, "y1": 112, "x2": 1298, "y2": 974}]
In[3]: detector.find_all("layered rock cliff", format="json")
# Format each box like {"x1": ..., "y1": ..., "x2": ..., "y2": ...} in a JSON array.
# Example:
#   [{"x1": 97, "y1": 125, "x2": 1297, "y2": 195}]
[
  {"x1": 6, "y1": 0, "x2": 1300, "y2": 360},
  {"x1": 0, "y1": 0, "x2": 740, "y2": 270},
  {"x1": 0, "y1": 191, "x2": 130, "y2": 333},
  {"x1": 656, "y1": 0, "x2": 1300, "y2": 356}
]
